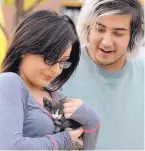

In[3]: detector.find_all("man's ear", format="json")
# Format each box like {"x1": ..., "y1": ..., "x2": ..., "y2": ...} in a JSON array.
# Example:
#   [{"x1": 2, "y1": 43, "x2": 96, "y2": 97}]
[{"x1": 87, "y1": 25, "x2": 90, "y2": 43}]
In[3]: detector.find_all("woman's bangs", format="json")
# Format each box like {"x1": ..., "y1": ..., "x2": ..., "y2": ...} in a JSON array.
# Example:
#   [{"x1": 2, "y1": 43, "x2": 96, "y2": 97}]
[{"x1": 43, "y1": 32, "x2": 76, "y2": 64}]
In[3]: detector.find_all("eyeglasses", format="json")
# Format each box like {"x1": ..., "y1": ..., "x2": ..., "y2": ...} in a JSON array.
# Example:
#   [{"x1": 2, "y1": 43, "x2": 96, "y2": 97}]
[{"x1": 42, "y1": 56, "x2": 72, "y2": 69}]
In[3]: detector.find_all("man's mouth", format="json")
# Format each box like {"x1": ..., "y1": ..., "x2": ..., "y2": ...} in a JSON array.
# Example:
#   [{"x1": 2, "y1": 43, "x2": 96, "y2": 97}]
[{"x1": 100, "y1": 48, "x2": 113, "y2": 53}]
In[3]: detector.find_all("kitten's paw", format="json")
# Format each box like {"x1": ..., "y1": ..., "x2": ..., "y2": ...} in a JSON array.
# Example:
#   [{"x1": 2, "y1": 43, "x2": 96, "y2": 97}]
[
  {"x1": 54, "y1": 120, "x2": 62, "y2": 126},
  {"x1": 55, "y1": 127, "x2": 61, "y2": 133},
  {"x1": 71, "y1": 141, "x2": 83, "y2": 150},
  {"x1": 65, "y1": 127, "x2": 73, "y2": 131}
]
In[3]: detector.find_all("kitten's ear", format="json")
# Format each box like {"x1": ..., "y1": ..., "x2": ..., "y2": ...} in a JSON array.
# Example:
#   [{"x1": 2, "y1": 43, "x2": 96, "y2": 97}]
[
  {"x1": 59, "y1": 97, "x2": 67, "y2": 103},
  {"x1": 43, "y1": 97, "x2": 52, "y2": 107}
]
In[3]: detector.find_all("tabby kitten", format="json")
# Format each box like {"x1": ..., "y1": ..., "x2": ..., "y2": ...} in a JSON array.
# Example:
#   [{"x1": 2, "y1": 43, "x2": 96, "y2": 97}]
[{"x1": 43, "y1": 97, "x2": 83, "y2": 150}]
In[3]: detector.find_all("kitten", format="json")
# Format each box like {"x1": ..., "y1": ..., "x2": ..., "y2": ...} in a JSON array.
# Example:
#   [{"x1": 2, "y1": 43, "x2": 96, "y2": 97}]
[{"x1": 43, "y1": 97, "x2": 83, "y2": 150}]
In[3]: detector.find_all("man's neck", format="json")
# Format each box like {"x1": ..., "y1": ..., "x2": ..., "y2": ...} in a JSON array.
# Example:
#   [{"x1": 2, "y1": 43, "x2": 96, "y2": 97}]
[{"x1": 86, "y1": 47, "x2": 126, "y2": 72}]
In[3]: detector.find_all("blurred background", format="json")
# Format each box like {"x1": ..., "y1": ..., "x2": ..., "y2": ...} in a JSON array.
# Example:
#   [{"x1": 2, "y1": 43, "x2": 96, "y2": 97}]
[
  {"x1": 0, "y1": 0, "x2": 144, "y2": 68},
  {"x1": 0, "y1": 0, "x2": 86, "y2": 67}
]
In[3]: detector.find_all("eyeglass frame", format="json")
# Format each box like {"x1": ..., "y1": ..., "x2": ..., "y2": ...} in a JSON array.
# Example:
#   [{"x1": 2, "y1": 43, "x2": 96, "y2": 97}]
[{"x1": 41, "y1": 55, "x2": 72, "y2": 69}]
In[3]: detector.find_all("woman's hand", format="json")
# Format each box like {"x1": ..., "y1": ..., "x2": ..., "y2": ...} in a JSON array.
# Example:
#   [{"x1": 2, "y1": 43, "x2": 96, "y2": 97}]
[
  {"x1": 63, "y1": 99, "x2": 83, "y2": 119},
  {"x1": 63, "y1": 98, "x2": 100, "y2": 128},
  {"x1": 68, "y1": 127, "x2": 83, "y2": 147}
]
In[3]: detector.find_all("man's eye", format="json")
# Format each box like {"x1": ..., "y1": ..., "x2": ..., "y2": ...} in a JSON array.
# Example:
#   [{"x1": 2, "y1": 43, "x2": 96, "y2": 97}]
[
  {"x1": 97, "y1": 29, "x2": 105, "y2": 33},
  {"x1": 114, "y1": 33, "x2": 123, "y2": 37}
]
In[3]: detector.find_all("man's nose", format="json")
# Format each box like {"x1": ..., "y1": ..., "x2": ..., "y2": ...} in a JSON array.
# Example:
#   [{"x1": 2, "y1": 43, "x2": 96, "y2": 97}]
[{"x1": 101, "y1": 33, "x2": 113, "y2": 49}]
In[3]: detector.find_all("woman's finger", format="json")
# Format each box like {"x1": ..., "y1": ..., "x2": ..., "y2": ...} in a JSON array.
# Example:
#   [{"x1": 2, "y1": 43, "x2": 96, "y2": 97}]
[
  {"x1": 64, "y1": 113, "x2": 72, "y2": 119},
  {"x1": 77, "y1": 137, "x2": 83, "y2": 147},
  {"x1": 63, "y1": 102, "x2": 73, "y2": 108},
  {"x1": 74, "y1": 127, "x2": 84, "y2": 136},
  {"x1": 63, "y1": 107, "x2": 77, "y2": 114},
  {"x1": 64, "y1": 99, "x2": 83, "y2": 107}
]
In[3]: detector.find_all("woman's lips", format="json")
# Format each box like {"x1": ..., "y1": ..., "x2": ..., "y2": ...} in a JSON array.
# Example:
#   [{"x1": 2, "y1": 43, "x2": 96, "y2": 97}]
[{"x1": 42, "y1": 73, "x2": 53, "y2": 81}]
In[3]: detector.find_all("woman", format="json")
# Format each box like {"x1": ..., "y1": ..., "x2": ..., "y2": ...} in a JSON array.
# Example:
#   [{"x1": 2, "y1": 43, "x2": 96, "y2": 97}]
[{"x1": 0, "y1": 10, "x2": 100, "y2": 150}]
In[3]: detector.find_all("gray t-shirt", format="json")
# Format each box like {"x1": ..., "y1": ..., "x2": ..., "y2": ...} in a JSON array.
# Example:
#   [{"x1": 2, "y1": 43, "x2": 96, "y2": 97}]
[
  {"x1": 0, "y1": 72, "x2": 100, "y2": 150},
  {"x1": 63, "y1": 46, "x2": 144, "y2": 150}
]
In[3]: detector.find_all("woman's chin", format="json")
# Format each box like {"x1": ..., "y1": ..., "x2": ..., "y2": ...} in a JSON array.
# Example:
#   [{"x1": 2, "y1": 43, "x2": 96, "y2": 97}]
[{"x1": 39, "y1": 81, "x2": 51, "y2": 88}]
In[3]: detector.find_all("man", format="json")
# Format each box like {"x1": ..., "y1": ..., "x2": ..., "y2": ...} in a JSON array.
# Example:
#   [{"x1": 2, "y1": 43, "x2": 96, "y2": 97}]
[{"x1": 63, "y1": 0, "x2": 144, "y2": 150}]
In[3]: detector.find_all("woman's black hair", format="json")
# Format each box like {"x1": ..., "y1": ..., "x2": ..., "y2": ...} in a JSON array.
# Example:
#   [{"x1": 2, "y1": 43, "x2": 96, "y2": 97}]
[{"x1": 2, "y1": 10, "x2": 81, "y2": 91}]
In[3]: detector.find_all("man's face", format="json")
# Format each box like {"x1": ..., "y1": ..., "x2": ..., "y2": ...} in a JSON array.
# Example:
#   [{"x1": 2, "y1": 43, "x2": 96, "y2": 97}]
[{"x1": 88, "y1": 15, "x2": 131, "y2": 71}]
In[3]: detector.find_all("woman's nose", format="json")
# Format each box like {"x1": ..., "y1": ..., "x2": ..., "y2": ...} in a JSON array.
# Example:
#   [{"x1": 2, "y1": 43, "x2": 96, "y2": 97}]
[{"x1": 49, "y1": 63, "x2": 63, "y2": 77}]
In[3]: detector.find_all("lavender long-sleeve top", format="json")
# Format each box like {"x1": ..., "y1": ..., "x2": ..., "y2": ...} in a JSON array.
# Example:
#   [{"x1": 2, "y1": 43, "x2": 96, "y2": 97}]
[{"x1": 0, "y1": 72, "x2": 100, "y2": 150}]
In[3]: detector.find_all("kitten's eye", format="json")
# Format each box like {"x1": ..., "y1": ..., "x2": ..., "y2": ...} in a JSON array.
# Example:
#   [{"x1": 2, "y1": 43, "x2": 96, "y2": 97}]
[{"x1": 51, "y1": 111, "x2": 55, "y2": 114}]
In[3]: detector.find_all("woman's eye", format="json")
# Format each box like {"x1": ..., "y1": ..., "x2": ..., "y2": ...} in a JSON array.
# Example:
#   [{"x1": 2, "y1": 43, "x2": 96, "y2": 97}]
[{"x1": 59, "y1": 61, "x2": 72, "y2": 69}]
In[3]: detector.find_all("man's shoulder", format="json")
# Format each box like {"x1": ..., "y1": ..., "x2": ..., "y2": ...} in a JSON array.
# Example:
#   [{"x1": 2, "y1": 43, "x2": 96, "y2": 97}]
[
  {"x1": 80, "y1": 44, "x2": 88, "y2": 57},
  {"x1": 79, "y1": 45, "x2": 92, "y2": 66},
  {"x1": 130, "y1": 58, "x2": 144, "y2": 69}
]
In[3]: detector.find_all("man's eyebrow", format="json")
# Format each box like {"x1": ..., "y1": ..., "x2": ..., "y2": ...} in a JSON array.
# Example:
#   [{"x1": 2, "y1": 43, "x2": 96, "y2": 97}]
[
  {"x1": 96, "y1": 22, "x2": 128, "y2": 31},
  {"x1": 112, "y1": 27, "x2": 128, "y2": 31},
  {"x1": 96, "y1": 22, "x2": 106, "y2": 28}
]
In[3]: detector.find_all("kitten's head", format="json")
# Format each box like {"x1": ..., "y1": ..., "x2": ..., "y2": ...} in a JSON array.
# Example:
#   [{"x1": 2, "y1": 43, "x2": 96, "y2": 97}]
[{"x1": 43, "y1": 97, "x2": 66, "y2": 120}]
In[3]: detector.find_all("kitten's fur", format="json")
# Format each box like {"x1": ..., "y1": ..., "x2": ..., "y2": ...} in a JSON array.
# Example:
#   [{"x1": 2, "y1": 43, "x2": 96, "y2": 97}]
[{"x1": 43, "y1": 97, "x2": 83, "y2": 150}]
